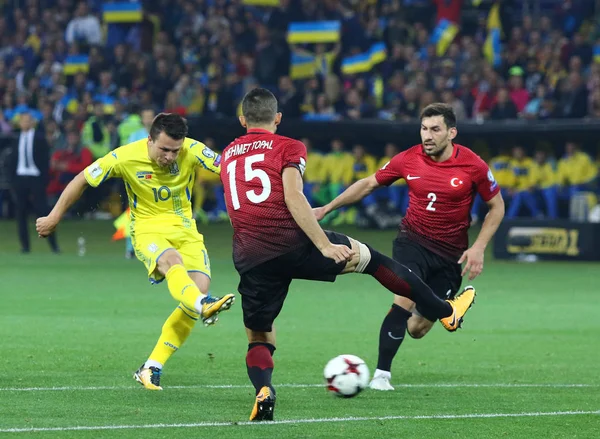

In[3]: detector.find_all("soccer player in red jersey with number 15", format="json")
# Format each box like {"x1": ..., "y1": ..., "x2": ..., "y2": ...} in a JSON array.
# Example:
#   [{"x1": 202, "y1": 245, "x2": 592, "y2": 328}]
[
  {"x1": 221, "y1": 91, "x2": 477, "y2": 421},
  {"x1": 315, "y1": 103, "x2": 505, "y2": 391}
]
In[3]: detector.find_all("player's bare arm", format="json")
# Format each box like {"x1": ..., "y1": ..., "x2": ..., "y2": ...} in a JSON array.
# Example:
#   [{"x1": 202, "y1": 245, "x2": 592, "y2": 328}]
[
  {"x1": 459, "y1": 192, "x2": 505, "y2": 280},
  {"x1": 36, "y1": 171, "x2": 89, "y2": 237},
  {"x1": 314, "y1": 174, "x2": 381, "y2": 220},
  {"x1": 282, "y1": 167, "x2": 354, "y2": 264}
]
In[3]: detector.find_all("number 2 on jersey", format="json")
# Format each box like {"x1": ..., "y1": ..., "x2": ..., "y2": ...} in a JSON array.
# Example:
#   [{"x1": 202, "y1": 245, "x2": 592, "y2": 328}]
[
  {"x1": 226, "y1": 154, "x2": 272, "y2": 210},
  {"x1": 426, "y1": 192, "x2": 436, "y2": 211}
]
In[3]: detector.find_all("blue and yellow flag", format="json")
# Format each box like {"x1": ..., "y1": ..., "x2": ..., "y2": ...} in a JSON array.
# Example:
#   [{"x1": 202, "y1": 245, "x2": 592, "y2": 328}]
[
  {"x1": 94, "y1": 95, "x2": 116, "y2": 114},
  {"x1": 63, "y1": 55, "x2": 89, "y2": 75},
  {"x1": 103, "y1": 2, "x2": 142, "y2": 23},
  {"x1": 594, "y1": 45, "x2": 600, "y2": 63},
  {"x1": 429, "y1": 19, "x2": 459, "y2": 57},
  {"x1": 290, "y1": 53, "x2": 316, "y2": 79},
  {"x1": 484, "y1": 3, "x2": 502, "y2": 67},
  {"x1": 287, "y1": 21, "x2": 341, "y2": 44},
  {"x1": 341, "y1": 43, "x2": 387, "y2": 75},
  {"x1": 241, "y1": 0, "x2": 280, "y2": 5}
]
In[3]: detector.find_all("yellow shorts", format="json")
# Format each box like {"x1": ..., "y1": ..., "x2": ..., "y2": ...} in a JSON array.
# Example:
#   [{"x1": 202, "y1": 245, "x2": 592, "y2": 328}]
[{"x1": 131, "y1": 224, "x2": 211, "y2": 284}]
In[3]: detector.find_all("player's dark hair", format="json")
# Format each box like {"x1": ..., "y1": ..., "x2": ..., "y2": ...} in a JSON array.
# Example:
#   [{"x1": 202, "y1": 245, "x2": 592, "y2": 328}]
[
  {"x1": 241, "y1": 88, "x2": 278, "y2": 125},
  {"x1": 420, "y1": 103, "x2": 457, "y2": 129},
  {"x1": 149, "y1": 113, "x2": 188, "y2": 141}
]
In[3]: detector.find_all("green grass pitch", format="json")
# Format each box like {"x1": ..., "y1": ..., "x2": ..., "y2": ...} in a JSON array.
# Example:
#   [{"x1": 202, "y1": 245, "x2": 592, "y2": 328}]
[{"x1": 1, "y1": 219, "x2": 599, "y2": 438}]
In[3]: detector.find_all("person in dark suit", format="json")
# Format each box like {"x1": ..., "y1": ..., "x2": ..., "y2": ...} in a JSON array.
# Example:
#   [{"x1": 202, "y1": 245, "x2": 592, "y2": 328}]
[{"x1": 9, "y1": 112, "x2": 59, "y2": 253}]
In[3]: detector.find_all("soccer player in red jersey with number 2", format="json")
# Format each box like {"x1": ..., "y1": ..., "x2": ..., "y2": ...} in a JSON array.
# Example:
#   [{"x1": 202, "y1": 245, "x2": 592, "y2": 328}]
[
  {"x1": 221, "y1": 91, "x2": 476, "y2": 421},
  {"x1": 315, "y1": 103, "x2": 505, "y2": 391}
]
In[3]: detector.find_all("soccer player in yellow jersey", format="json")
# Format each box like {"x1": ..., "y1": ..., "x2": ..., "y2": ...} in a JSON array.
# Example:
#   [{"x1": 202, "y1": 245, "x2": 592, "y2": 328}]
[{"x1": 36, "y1": 113, "x2": 235, "y2": 390}]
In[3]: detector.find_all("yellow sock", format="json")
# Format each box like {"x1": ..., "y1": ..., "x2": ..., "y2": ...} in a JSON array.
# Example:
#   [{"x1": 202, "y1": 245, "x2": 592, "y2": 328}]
[
  {"x1": 165, "y1": 264, "x2": 205, "y2": 313},
  {"x1": 148, "y1": 305, "x2": 198, "y2": 366}
]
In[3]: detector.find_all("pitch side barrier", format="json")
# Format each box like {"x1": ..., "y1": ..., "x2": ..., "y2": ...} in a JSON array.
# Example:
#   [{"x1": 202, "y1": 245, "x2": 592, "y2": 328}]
[{"x1": 493, "y1": 219, "x2": 600, "y2": 261}]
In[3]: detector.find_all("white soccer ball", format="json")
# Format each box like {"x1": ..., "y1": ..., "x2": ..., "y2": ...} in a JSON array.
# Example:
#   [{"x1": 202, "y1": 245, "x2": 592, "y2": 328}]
[{"x1": 323, "y1": 354, "x2": 370, "y2": 398}]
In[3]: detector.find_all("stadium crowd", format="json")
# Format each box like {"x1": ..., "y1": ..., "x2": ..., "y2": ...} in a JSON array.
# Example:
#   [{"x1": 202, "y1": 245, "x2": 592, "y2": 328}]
[{"x1": 0, "y1": 0, "x2": 599, "y2": 224}]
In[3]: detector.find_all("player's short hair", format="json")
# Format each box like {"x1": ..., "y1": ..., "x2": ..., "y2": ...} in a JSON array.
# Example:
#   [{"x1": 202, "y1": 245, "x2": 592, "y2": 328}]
[
  {"x1": 420, "y1": 103, "x2": 457, "y2": 129},
  {"x1": 150, "y1": 113, "x2": 188, "y2": 141},
  {"x1": 241, "y1": 88, "x2": 278, "y2": 125}
]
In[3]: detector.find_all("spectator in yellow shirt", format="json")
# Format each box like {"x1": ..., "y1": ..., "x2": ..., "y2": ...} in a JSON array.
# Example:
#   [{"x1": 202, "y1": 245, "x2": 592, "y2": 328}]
[
  {"x1": 507, "y1": 146, "x2": 540, "y2": 218},
  {"x1": 472, "y1": 149, "x2": 515, "y2": 222},
  {"x1": 319, "y1": 139, "x2": 354, "y2": 224},
  {"x1": 533, "y1": 150, "x2": 558, "y2": 218},
  {"x1": 331, "y1": 144, "x2": 377, "y2": 225},
  {"x1": 557, "y1": 142, "x2": 598, "y2": 199}
]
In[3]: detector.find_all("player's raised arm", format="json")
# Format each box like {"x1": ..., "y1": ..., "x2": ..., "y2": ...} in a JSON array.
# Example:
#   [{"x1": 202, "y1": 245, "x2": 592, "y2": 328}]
[
  {"x1": 315, "y1": 174, "x2": 381, "y2": 220},
  {"x1": 282, "y1": 167, "x2": 353, "y2": 264},
  {"x1": 36, "y1": 171, "x2": 89, "y2": 237},
  {"x1": 36, "y1": 150, "x2": 121, "y2": 237}
]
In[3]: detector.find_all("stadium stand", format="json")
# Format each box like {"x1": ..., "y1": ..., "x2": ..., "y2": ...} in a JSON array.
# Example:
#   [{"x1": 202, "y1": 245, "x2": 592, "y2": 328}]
[{"x1": 0, "y1": 0, "x2": 598, "y2": 225}]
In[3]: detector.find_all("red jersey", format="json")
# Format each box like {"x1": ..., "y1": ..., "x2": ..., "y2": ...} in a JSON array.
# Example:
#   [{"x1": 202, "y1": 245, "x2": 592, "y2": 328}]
[
  {"x1": 375, "y1": 143, "x2": 500, "y2": 261},
  {"x1": 221, "y1": 129, "x2": 309, "y2": 273}
]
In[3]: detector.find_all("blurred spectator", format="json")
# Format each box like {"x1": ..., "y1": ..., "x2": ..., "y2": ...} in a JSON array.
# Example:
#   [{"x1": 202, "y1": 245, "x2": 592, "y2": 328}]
[
  {"x1": 65, "y1": 1, "x2": 102, "y2": 47},
  {"x1": 47, "y1": 129, "x2": 93, "y2": 199},
  {"x1": 533, "y1": 150, "x2": 559, "y2": 219},
  {"x1": 489, "y1": 87, "x2": 518, "y2": 120},
  {"x1": 507, "y1": 146, "x2": 540, "y2": 218},
  {"x1": 81, "y1": 101, "x2": 110, "y2": 159},
  {"x1": 557, "y1": 142, "x2": 598, "y2": 197}
]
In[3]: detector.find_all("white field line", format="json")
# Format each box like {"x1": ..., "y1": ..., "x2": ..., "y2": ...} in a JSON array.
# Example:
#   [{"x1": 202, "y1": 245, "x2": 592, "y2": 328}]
[
  {"x1": 0, "y1": 382, "x2": 598, "y2": 392},
  {"x1": 1, "y1": 410, "x2": 599, "y2": 433}
]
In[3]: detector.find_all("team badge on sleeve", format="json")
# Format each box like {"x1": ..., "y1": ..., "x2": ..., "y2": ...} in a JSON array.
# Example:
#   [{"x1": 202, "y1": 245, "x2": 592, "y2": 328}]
[
  {"x1": 89, "y1": 163, "x2": 103, "y2": 179},
  {"x1": 487, "y1": 169, "x2": 498, "y2": 190},
  {"x1": 298, "y1": 157, "x2": 306, "y2": 176},
  {"x1": 202, "y1": 147, "x2": 215, "y2": 159}
]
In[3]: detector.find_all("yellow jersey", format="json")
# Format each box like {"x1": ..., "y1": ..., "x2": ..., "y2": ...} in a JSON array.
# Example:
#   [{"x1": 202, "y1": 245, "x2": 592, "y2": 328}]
[
  {"x1": 304, "y1": 151, "x2": 324, "y2": 183},
  {"x1": 377, "y1": 157, "x2": 405, "y2": 186},
  {"x1": 351, "y1": 154, "x2": 378, "y2": 181},
  {"x1": 510, "y1": 158, "x2": 536, "y2": 191},
  {"x1": 489, "y1": 155, "x2": 515, "y2": 189},
  {"x1": 321, "y1": 152, "x2": 354, "y2": 185},
  {"x1": 557, "y1": 151, "x2": 598, "y2": 186},
  {"x1": 196, "y1": 149, "x2": 222, "y2": 184},
  {"x1": 84, "y1": 137, "x2": 220, "y2": 233},
  {"x1": 533, "y1": 162, "x2": 557, "y2": 189}
]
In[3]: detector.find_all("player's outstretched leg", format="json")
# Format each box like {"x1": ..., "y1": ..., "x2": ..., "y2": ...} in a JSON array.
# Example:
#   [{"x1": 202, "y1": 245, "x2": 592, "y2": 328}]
[
  {"x1": 246, "y1": 332, "x2": 276, "y2": 421},
  {"x1": 133, "y1": 305, "x2": 198, "y2": 390},
  {"x1": 346, "y1": 239, "x2": 475, "y2": 330},
  {"x1": 163, "y1": 257, "x2": 235, "y2": 326}
]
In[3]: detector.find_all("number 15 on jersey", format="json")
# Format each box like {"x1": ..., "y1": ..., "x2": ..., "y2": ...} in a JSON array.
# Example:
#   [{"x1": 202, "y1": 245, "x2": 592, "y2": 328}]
[{"x1": 226, "y1": 154, "x2": 272, "y2": 210}]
